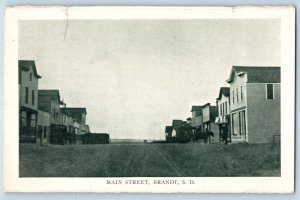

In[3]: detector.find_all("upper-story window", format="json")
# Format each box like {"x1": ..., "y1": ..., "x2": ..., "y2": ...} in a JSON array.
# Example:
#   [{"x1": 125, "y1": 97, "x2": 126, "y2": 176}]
[
  {"x1": 232, "y1": 90, "x2": 235, "y2": 104},
  {"x1": 30, "y1": 73, "x2": 32, "y2": 81},
  {"x1": 236, "y1": 88, "x2": 239, "y2": 102},
  {"x1": 25, "y1": 87, "x2": 29, "y2": 104},
  {"x1": 32, "y1": 90, "x2": 35, "y2": 106},
  {"x1": 240, "y1": 86, "x2": 243, "y2": 101},
  {"x1": 222, "y1": 102, "x2": 224, "y2": 115},
  {"x1": 266, "y1": 84, "x2": 274, "y2": 99},
  {"x1": 52, "y1": 109, "x2": 56, "y2": 119},
  {"x1": 220, "y1": 104, "x2": 223, "y2": 115},
  {"x1": 225, "y1": 102, "x2": 228, "y2": 114}
]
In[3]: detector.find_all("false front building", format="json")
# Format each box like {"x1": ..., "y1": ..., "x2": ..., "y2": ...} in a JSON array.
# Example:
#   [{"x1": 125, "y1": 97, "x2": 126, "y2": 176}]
[
  {"x1": 202, "y1": 103, "x2": 219, "y2": 143},
  {"x1": 226, "y1": 66, "x2": 280, "y2": 143},
  {"x1": 215, "y1": 87, "x2": 231, "y2": 143},
  {"x1": 38, "y1": 90, "x2": 69, "y2": 144}
]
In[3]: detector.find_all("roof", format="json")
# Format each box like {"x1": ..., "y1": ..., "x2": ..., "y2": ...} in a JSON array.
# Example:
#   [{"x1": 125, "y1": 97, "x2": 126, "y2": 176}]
[
  {"x1": 191, "y1": 105, "x2": 202, "y2": 112},
  {"x1": 202, "y1": 103, "x2": 210, "y2": 108},
  {"x1": 165, "y1": 126, "x2": 173, "y2": 133},
  {"x1": 227, "y1": 66, "x2": 281, "y2": 83},
  {"x1": 61, "y1": 107, "x2": 87, "y2": 115},
  {"x1": 38, "y1": 90, "x2": 62, "y2": 112},
  {"x1": 38, "y1": 90, "x2": 60, "y2": 100},
  {"x1": 216, "y1": 87, "x2": 230, "y2": 100},
  {"x1": 19, "y1": 60, "x2": 42, "y2": 79}
]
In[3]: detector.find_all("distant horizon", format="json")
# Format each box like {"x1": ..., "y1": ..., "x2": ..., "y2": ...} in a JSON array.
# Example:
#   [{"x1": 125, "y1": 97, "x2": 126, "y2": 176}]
[{"x1": 19, "y1": 19, "x2": 280, "y2": 140}]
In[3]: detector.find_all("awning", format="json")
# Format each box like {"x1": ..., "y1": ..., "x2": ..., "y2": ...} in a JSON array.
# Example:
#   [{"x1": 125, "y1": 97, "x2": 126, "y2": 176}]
[{"x1": 215, "y1": 116, "x2": 228, "y2": 124}]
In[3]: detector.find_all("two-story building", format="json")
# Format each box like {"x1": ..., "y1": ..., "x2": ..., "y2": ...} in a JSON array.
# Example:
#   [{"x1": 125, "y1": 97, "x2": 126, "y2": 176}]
[
  {"x1": 19, "y1": 60, "x2": 42, "y2": 143},
  {"x1": 38, "y1": 90, "x2": 68, "y2": 144},
  {"x1": 60, "y1": 108, "x2": 88, "y2": 144},
  {"x1": 202, "y1": 103, "x2": 219, "y2": 143},
  {"x1": 226, "y1": 66, "x2": 281, "y2": 143},
  {"x1": 37, "y1": 109, "x2": 51, "y2": 145},
  {"x1": 190, "y1": 106, "x2": 203, "y2": 142},
  {"x1": 60, "y1": 108, "x2": 87, "y2": 134},
  {"x1": 215, "y1": 87, "x2": 231, "y2": 143}
]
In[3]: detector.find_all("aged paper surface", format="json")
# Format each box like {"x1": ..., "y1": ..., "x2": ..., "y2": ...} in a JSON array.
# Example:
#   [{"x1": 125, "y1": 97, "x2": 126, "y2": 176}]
[{"x1": 4, "y1": 6, "x2": 295, "y2": 193}]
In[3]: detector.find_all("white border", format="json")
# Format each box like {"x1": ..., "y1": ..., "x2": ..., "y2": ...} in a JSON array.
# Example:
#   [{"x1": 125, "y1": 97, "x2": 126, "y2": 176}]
[{"x1": 3, "y1": 6, "x2": 295, "y2": 193}]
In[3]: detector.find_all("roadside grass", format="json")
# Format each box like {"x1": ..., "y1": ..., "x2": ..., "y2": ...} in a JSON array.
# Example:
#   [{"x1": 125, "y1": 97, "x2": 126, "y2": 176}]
[{"x1": 19, "y1": 143, "x2": 280, "y2": 177}]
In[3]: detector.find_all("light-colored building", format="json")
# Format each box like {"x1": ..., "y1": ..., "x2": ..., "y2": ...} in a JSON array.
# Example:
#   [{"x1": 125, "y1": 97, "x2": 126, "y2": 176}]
[
  {"x1": 190, "y1": 106, "x2": 203, "y2": 130},
  {"x1": 202, "y1": 103, "x2": 219, "y2": 143},
  {"x1": 226, "y1": 66, "x2": 280, "y2": 143},
  {"x1": 215, "y1": 87, "x2": 231, "y2": 143},
  {"x1": 19, "y1": 60, "x2": 42, "y2": 143}
]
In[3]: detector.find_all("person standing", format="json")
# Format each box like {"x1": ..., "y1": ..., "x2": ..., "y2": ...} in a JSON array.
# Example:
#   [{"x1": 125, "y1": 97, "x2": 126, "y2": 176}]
[{"x1": 222, "y1": 125, "x2": 228, "y2": 144}]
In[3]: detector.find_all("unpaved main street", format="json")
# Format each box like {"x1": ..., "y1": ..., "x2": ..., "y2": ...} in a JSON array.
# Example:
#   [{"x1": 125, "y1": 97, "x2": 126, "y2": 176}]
[{"x1": 19, "y1": 143, "x2": 280, "y2": 177}]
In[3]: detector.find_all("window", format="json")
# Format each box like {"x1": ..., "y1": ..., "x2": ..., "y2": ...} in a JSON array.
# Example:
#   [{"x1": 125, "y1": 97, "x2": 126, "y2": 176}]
[
  {"x1": 222, "y1": 103, "x2": 225, "y2": 115},
  {"x1": 32, "y1": 90, "x2": 35, "y2": 106},
  {"x1": 266, "y1": 84, "x2": 274, "y2": 99},
  {"x1": 232, "y1": 90, "x2": 235, "y2": 104},
  {"x1": 242, "y1": 110, "x2": 246, "y2": 136},
  {"x1": 225, "y1": 102, "x2": 228, "y2": 114},
  {"x1": 220, "y1": 104, "x2": 222, "y2": 115},
  {"x1": 232, "y1": 113, "x2": 237, "y2": 135},
  {"x1": 30, "y1": 114, "x2": 36, "y2": 127},
  {"x1": 30, "y1": 73, "x2": 32, "y2": 81},
  {"x1": 238, "y1": 112, "x2": 242, "y2": 135},
  {"x1": 236, "y1": 88, "x2": 239, "y2": 102},
  {"x1": 25, "y1": 87, "x2": 29, "y2": 104},
  {"x1": 240, "y1": 86, "x2": 243, "y2": 101}
]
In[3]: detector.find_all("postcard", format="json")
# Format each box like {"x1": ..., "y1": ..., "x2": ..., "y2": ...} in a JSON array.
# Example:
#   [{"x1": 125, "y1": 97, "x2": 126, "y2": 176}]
[{"x1": 3, "y1": 6, "x2": 295, "y2": 193}]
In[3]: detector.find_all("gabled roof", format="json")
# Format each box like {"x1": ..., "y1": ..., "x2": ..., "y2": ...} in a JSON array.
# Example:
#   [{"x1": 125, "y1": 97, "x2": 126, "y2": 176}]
[
  {"x1": 19, "y1": 60, "x2": 42, "y2": 79},
  {"x1": 61, "y1": 107, "x2": 87, "y2": 115},
  {"x1": 165, "y1": 126, "x2": 173, "y2": 133},
  {"x1": 227, "y1": 66, "x2": 281, "y2": 83},
  {"x1": 216, "y1": 87, "x2": 230, "y2": 101},
  {"x1": 191, "y1": 105, "x2": 202, "y2": 112}
]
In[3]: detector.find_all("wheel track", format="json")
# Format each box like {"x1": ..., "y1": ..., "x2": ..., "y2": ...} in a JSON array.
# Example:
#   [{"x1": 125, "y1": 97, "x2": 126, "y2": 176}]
[{"x1": 150, "y1": 145, "x2": 186, "y2": 177}]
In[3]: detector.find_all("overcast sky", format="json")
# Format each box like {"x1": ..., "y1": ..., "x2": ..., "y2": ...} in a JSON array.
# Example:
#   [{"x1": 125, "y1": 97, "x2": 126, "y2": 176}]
[{"x1": 19, "y1": 19, "x2": 280, "y2": 140}]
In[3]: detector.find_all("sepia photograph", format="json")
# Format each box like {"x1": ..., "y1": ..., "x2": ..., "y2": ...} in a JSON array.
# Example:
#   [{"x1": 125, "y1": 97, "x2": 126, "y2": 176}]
[{"x1": 4, "y1": 6, "x2": 295, "y2": 193}]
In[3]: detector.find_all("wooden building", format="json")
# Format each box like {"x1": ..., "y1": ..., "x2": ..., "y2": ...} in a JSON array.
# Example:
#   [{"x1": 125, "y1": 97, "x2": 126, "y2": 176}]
[
  {"x1": 226, "y1": 66, "x2": 281, "y2": 143},
  {"x1": 19, "y1": 60, "x2": 42, "y2": 143}
]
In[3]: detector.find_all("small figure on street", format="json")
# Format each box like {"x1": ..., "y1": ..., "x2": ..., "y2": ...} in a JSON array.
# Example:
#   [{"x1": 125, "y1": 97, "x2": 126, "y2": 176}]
[
  {"x1": 208, "y1": 131, "x2": 214, "y2": 143},
  {"x1": 222, "y1": 125, "x2": 228, "y2": 144}
]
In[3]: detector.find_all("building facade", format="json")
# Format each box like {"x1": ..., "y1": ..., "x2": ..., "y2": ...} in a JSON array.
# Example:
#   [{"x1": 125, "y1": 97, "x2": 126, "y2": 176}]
[
  {"x1": 37, "y1": 109, "x2": 51, "y2": 144},
  {"x1": 60, "y1": 108, "x2": 88, "y2": 138},
  {"x1": 19, "y1": 60, "x2": 42, "y2": 143},
  {"x1": 215, "y1": 87, "x2": 231, "y2": 143},
  {"x1": 202, "y1": 103, "x2": 219, "y2": 143},
  {"x1": 190, "y1": 106, "x2": 203, "y2": 142},
  {"x1": 38, "y1": 90, "x2": 69, "y2": 144},
  {"x1": 165, "y1": 126, "x2": 173, "y2": 142},
  {"x1": 226, "y1": 66, "x2": 281, "y2": 143}
]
